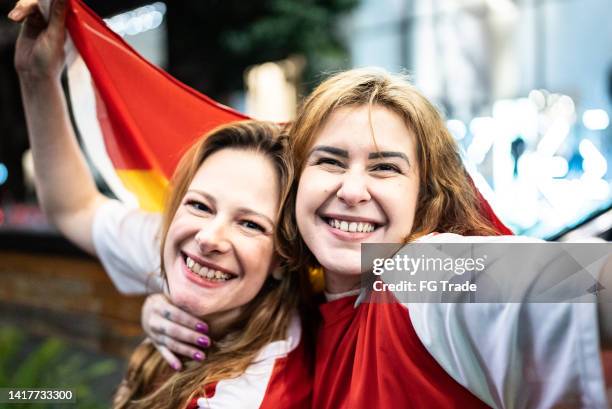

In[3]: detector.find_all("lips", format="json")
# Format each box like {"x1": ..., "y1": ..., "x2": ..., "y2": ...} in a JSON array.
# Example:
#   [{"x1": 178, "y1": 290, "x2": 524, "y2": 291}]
[
  {"x1": 320, "y1": 213, "x2": 383, "y2": 234},
  {"x1": 325, "y1": 217, "x2": 376, "y2": 233},
  {"x1": 181, "y1": 252, "x2": 237, "y2": 283}
]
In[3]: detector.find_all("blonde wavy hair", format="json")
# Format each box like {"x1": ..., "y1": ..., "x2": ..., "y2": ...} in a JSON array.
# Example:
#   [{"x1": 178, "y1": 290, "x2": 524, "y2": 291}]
[
  {"x1": 113, "y1": 121, "x2": 304, "y2": 409},
  {"x1": 278, "y1": 67, "x2": 502, "y2": 272}
]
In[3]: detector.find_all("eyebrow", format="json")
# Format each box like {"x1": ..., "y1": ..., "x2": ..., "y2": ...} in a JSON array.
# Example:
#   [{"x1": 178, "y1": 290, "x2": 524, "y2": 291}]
[
  {"x1": 310, "y1": 145, "x2": 348, "y2": 158},
  {"x1": 188, "y1": 190, "x2": 216, "y2": 205},
  {"x1": 188, "y1": 190, "x2": 275, "y2": 226},
  {"x1": 368, "y1": 151, "x2": 410, "y2": 166},
  {"x1": 236, "y1": 207, "x2": 275, "y2": 227},
  {"x1": 310, "y1": 145, "x2": 410, "y2": 166}
]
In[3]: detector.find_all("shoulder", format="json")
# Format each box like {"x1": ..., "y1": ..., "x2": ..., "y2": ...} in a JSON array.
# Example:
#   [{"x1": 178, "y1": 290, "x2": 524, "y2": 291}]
[
  {"x1": 197, "y1": 314, "x2": 311, "y2": 409},
  {"x1": 92, "y1": 199, "x2": 163, "y2": 293},
  {"x1": 407, "y1": 302, "x2": 606, "y2": 408}
]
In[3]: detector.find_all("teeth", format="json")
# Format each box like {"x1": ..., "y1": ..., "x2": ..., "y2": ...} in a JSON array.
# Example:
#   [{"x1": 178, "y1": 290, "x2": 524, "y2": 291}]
[
  {"x1": 326, "y1": 218, "x2": 375, "y2": 233},
  {"x1": 185, "y1": 256, "x2": 232, "y2": 282}
]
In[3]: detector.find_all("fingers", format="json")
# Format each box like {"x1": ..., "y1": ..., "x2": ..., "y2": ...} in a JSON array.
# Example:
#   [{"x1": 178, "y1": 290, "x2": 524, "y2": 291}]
[
  {"x1": 159, "y1": 303, "x2": 209, "y2": 334},
  {"x1": 153, "y1": 342, "x2": 183, "y2": 371},
  {"x1": 144, "y1": 294, "x2": 209, "y2": 335},
  {"x1": 147, "y1": 312, "x2": 210, "y2": 352},
  {"x1": 8, "y1": 0, "x2": 40, "y2": 22},
  {"x1": 152, "y1": 330, "x2": 207, "y2": 364},
  {"x1": 12, "y1": 0, "x2": 61, "y2": 44},
  {"x1": 142, "y1": 294, "x2": 211, "y2": 365},
  {"x1": 20, "y1": 7, "x2": 46, "y2": 37},
  {"x1": 48, "y1": 0, "x2": 66, "y2": 34},
  {"x1": 9, "y1": 0, "x2": 66, "y2": 40}
]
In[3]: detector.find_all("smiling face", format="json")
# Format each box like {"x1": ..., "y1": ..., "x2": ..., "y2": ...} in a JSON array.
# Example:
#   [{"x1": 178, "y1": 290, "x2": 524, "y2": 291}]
[
  {"x1": 295, "y1": 104, "x2": 420, "y2": 293},
  {"x1": 163, "y1": 148, "x2": 280, "y2": 319}
]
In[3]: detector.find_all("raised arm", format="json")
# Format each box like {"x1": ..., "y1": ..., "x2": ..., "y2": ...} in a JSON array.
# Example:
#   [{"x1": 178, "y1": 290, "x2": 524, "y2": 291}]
[{"x1": 12, "y1": 0, "x2": 108, "y2": 255}]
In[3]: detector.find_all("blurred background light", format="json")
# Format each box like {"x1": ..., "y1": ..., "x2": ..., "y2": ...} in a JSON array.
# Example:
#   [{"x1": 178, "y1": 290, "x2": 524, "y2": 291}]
[
  {"x1": 446, "y1": 119, "x2": 467, "y2": 140},
  {"x1": 579, "y1": 139, "x2": 608, "y2": 179},
  {"x1": 528, "y1": 89, "x2": 546, "y2": 111},
  {"x1": 549, "y1": 156, "x2": 569, "y2": 178},
  {"x1": 582, "y1": 109, "x2": 610, "y2": 131},
  {"x1": 467, "y1": 117, "x2": 497, "y2": 164},
  {"x1": 105, "y1": 2, "x2": 166, "y2": 37},
  {"x1": 556, "y1": 95, "x2": 575, "y2": 118},
  {"x1": 0, "y1": 163, "x2": 8, "y2": 186},
  {"x1": 537, "y1": 118, "x2": 570, "y2": 156}
]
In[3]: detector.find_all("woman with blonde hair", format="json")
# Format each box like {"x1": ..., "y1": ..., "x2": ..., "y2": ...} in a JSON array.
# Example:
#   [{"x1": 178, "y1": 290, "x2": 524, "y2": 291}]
[{"x1": 12, "y1": 1, "x2": 312, "y2": 407}]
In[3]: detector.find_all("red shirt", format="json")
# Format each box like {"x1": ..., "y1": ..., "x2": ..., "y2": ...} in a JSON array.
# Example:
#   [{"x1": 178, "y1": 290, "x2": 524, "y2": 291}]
[{"x1": 314, "y1": 293, "x2": 490, "y2": 408}]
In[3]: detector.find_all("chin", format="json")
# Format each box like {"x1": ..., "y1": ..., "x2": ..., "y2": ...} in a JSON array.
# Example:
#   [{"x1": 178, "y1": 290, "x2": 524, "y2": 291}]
[
  {"x1": 318, "y1": 248, "x2": 363, "y2": 276},
  {"x1": 169, "y1": 290, "x2": 212, "y2": 317}
]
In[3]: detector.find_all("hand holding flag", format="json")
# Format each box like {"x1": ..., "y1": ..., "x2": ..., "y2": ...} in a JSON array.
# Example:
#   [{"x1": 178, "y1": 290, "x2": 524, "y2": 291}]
[{"x1": 12, "y1": 0, "x2": 67, "y2": 83}]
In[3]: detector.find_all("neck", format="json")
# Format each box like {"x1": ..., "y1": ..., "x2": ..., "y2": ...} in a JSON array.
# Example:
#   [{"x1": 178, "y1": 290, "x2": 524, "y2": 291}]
[
  {"x1": 201, "y1": 308, "x2": 242, "y2": 339},
  {"x1": 324, "y1": 268, "x2": 362, "y2": 294}
]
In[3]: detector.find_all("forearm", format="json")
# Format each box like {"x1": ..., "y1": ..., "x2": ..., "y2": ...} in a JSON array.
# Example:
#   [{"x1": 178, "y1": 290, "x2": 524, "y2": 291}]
[{"x1": 19, "y1": 75, "x2": 107, "y2": 254}]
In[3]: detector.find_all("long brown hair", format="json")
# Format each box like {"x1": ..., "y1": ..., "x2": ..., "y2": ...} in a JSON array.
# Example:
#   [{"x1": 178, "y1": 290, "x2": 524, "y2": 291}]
[
  {"x1": 278, "y1": 67, "x2": 502, "y2": 272},
  {"x1": 114, "y1": 121, "x2": 301, "y2": 409}
]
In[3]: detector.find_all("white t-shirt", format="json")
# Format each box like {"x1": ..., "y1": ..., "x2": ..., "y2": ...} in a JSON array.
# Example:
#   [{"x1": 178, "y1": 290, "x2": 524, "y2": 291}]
[{"x1": 92, "y1": 199, "x2": 163, "y2": 294}]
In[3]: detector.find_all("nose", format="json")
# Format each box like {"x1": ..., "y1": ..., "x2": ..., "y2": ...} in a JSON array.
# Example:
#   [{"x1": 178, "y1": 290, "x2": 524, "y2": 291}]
[
  {"x1": 336, "y1": 169, "x2": 371, "y2": 206},
  {"x1": 194, "y1": 220, "x2": 231, "y2": 254}
]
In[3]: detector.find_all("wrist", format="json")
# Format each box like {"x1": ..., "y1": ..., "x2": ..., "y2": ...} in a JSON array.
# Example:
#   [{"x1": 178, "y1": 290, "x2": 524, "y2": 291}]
[{"x1": 18, "y1": 72, "x2": 62, "y2": 94}]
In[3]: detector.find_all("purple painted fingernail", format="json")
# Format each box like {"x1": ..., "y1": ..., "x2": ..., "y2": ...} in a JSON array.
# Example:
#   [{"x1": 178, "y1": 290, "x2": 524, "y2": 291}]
[
  {"x1": 171, "y1": 362, "x2": 180, "y2": 371},
  {"x1": 195, "y1": 322, "x2": 208, "y2": 333},
  {"x1": 193, "y1": 352, "x2": 204, "y2": 361},
  {"x1": 197, "y1": 337, "x2": 210, "y2": 347}
]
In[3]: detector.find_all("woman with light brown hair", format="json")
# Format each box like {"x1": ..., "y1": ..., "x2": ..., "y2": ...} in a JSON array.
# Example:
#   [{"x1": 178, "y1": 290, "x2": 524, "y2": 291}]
[
  {"x1": 280, "y1": 67, "x2": 505, "y2": 277},
  {"x1": 110, "y1": 121, "x2": 312, "y2": 409},
  {"x1": 282, "y1": 68, "x2": 608, "y2": 409}
]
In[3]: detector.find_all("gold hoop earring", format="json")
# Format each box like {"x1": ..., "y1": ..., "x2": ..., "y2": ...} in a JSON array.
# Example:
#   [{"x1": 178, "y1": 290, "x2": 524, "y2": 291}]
[
  {"x1": 308, "y1": 266, "x2": 325, "y2": 293},
  {"x1": 272, "y1": 269, "x2": 283, "y2": 280}
]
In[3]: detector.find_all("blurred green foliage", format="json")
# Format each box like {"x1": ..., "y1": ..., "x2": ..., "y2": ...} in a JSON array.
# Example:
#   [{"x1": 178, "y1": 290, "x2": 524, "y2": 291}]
[{"x1": 0, "y1": 326, "x2": 118, "y2": 409}]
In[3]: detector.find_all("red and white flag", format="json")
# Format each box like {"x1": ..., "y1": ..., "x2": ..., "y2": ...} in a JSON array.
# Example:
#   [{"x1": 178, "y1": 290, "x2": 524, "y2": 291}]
[{"x1": 42, "y1": 0, "x2": 248, "y2": 211}]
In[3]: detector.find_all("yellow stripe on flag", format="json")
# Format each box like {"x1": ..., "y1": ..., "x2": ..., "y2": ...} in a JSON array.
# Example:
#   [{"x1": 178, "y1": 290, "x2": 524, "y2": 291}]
[{"x1": 116, "y1": 170, "x2": 168, "y2": 212}]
